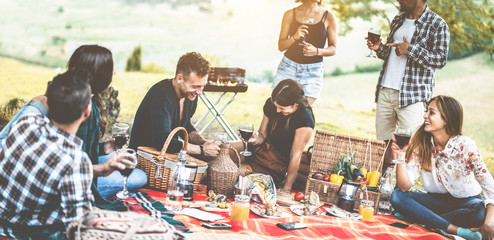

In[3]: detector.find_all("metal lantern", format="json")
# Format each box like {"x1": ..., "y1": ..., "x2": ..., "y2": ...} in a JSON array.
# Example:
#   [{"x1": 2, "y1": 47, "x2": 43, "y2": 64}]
[{"x1": 336, "y1": 179, "x2": 361, "y2": 212}]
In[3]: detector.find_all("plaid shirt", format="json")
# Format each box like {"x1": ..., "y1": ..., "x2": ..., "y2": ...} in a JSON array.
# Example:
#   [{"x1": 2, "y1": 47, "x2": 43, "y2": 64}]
[
  {"x1": 0, "y1": 114, "x2": 94, "y2": 237},
  {"x1": 375, "y1": 6, "x2": 450, "y2": 108}
]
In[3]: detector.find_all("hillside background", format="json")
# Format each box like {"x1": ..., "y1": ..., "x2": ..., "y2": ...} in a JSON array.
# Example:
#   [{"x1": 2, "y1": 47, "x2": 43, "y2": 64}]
[{"x1": 0, "y1": 0, "x2": 492, "y2": 173}]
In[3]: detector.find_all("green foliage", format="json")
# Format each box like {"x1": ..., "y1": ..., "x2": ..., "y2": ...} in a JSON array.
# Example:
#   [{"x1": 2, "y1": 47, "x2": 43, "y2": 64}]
[
  {"x1": 125, "y1": 45, "x2": 142, "y2": 72},
  {"x1": 50, "y1": 36, "x2": 66, "y2": 45},
  {"x1": 0, "y1": 98, "x2": 25, "y2": 131},
  {"x1": 141, "y1": 62, "x2": 168, "y2": 74},
  {"x1": 354, "y1": 63, "x2": 382, "y2": 73},
  {"x1": 329, "y1": 0, "x2": 494, "y2": 58},
  {"x1": 330, "y1": 66, "x2": 345, "y2": 76},
  {"x1": 247, "y1": 70, "x2": 274, "y2": 83}
]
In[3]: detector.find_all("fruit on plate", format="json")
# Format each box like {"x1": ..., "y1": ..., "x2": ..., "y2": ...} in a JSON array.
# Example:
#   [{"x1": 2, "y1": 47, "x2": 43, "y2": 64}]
[{"x1": 294, "y1": 192, "x2": 305, "y2": 201}]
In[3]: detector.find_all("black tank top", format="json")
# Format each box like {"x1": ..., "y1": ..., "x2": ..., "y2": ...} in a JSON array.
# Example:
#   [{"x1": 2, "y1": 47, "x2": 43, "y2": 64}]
[{"x1": 284, "y1": 9, "x2": 328, "y2": 64}]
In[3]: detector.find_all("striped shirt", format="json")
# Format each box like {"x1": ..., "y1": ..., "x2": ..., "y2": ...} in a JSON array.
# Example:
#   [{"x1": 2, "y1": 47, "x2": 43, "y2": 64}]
[
  {"x1": 0, "y1": 114, "x2": 94, "y2": 237},
  {"x1": 375, "y1": 6, "x2": 450, "y2": 108}
]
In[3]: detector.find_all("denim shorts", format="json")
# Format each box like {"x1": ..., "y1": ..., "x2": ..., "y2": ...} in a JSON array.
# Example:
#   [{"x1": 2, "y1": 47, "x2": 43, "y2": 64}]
[{"x1": 272, "y1": 56, "x2": 324, "y2": 99}]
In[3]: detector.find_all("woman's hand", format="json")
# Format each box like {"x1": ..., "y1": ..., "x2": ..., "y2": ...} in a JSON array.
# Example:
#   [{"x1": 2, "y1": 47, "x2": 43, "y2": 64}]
[
  {"x1": 32, "y1": 95, "x2": 48, "y2": 111},
  {"x1": 93, "y1": 153, "x2": 132, "y2": 177},
  {"x1": 248, "y1": 132, "x2": 263, "y2": 146},
  {"x1": 293, "y1": 24, "x2": 308, "y2": 42},
  {"x1": 302, "y1": 43, "x2": 318, "y2": 57}
]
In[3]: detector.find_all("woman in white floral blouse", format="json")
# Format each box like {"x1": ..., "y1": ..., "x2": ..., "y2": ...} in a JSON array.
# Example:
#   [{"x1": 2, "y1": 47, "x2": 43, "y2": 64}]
[{"x1": 390, "y1": 95, "x2": 493, "y2": 240}]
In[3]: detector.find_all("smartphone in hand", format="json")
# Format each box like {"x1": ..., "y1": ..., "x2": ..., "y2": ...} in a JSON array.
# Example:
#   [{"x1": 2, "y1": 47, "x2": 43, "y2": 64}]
[
  {"x1": 276, "y1": 222, "x2": 307, "y2": 231},
  {"x1": 201, "y1": 223, "x2": 232, "y2": 230}
]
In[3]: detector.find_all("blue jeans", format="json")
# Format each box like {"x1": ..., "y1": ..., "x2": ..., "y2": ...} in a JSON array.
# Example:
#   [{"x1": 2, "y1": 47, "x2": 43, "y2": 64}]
[
  {"x1": 390, "y1": 190, "x2": 486, "y2": 230},
  {"x1": 97, "y1": 152, "x2": 148, "y2": 198}
]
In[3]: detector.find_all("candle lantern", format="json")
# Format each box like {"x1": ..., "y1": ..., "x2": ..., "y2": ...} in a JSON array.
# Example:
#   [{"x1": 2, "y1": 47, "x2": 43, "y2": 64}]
[{"x1": 336, "y1": 179, "x2": 361, "y2": 212}]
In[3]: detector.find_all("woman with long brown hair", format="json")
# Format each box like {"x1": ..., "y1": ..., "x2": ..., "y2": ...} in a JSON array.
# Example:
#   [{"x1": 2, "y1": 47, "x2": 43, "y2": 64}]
[
  {"x1": 390, "y1": 95, "x2": 493, "y2": 240},
  {"x1": 245, "y1": 79, "x2": 314, "y2": 192}
]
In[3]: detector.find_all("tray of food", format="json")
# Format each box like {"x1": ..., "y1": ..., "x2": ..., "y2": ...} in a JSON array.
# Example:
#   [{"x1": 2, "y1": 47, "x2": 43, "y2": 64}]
[{"x1": 250, "y1": 203, "x2": 291, "y2": 218}]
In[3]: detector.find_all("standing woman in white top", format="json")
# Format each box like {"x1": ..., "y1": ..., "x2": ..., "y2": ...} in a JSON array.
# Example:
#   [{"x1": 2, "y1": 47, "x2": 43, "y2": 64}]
[{"x1": 390, "y1": 95, "x2": 494, "y2": 240}]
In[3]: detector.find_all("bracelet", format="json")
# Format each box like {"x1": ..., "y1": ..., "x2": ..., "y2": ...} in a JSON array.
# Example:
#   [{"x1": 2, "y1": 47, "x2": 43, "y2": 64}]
[{"x1": 199, "y1": 145, "x2": 204, "y2": 157}]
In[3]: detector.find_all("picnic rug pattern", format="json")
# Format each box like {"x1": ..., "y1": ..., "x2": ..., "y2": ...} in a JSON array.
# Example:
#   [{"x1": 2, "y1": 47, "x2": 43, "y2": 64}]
[
  {"x1": 142, "y1": 186, "x2": 452, "y2": 240},
  {"x1": 95, "y1": 191, "x2": 190, "y2": 232}
]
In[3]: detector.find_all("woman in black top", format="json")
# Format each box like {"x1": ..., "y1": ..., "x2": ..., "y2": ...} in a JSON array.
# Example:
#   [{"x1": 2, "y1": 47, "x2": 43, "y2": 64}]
[
  {"x1": 247, "y1": 79, "x2": 315, "y2": 192},
  {"x1": 273, "y1": 0, "x2": 337, "y2": 106}
]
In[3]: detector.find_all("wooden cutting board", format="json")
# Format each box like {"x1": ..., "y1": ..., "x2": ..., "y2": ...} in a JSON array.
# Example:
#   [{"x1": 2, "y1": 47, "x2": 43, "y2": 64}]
[{"x1": 276, "y1": 192, "x2": 301, "y2": 206}]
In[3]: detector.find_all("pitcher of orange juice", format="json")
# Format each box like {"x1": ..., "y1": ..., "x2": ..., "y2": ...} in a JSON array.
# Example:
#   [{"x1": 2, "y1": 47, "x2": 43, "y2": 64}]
[
  {"x1": 230, "y1": 195, "x2": 250, "y2": 221},
  {"x1": 359, "y1": 200, "x2": 375, "y2": 222}
]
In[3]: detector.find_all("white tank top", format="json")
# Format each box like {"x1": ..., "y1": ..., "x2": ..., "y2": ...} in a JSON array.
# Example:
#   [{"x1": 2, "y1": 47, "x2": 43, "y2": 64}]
[{"x1": 381, "y1": 18, "x2": 416, "y2": 90}]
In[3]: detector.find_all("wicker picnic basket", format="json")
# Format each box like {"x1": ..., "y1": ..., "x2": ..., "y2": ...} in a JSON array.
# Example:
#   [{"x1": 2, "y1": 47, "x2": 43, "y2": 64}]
[
  {"x1": 304, "y1": 130, "x2": 386, "y2": 212},
  {"x1": 207, "y1": 142, "x2": 241, "y2": 198},
  {"x1": 136, "y1": 127, "x2": 208, "y2": 191}
]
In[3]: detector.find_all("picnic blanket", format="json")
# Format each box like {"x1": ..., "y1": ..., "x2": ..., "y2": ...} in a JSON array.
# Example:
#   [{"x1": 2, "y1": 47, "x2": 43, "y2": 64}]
[
  {"x1": 95, "y1": 191, "x2": 190, "y2": 232},
  {"x1": 140, "y1": 186, "x2": 452, "y2": 240}
]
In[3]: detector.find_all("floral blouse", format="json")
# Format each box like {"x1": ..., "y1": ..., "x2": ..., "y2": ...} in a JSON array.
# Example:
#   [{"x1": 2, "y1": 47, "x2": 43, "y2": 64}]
[{"x1": 407, "y1": 135, "x2": 494, "y2": 206}]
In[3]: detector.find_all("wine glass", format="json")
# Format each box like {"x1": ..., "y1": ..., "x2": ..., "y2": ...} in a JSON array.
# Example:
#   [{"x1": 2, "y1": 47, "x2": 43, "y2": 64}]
[
  {"x1": 239, "y1": 121, "x2": 254, "y2": 157},
  {"x1": 116, "y1": 148, "x2": 138, "y2": 199},
  {"x1": 215, "y1": 132, "x2": 228, "y2": 144},
  {"x1": 392, "y1": 126, "x2": 411, "y2": 164},
  {"x1": 298, "y1": 17, "x2": 314, "y2": 46},
  {"x1": 367, "y1": 26, "x2": 381, "y2": 58},
  {"x1": 112, "y1": 122, "x2": 129, "y2": 150}
]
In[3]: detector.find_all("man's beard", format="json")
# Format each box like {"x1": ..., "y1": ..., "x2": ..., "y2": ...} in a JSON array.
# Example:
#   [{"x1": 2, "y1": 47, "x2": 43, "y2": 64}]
[{"x1": 400, "y1": 3, "x2": 412, "y2": 14}]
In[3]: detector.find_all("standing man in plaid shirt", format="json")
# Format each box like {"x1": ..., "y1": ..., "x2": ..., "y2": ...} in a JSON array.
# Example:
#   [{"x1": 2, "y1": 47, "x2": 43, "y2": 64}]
[
  {"x1": 0, "y1": 69, "x2": 94, "y2": 239},
  {"x1": 366, "y1": 0, "x2": 449, "y2": 172}
]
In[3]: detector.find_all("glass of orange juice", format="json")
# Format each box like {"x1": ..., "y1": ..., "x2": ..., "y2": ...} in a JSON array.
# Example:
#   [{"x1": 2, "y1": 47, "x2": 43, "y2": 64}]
[
  {"x1": 359, "y1": 200, "x2": 375, "y2": 222},
  {"x1": 230, "y1": 195, "x2": 250, "y2": 221}
]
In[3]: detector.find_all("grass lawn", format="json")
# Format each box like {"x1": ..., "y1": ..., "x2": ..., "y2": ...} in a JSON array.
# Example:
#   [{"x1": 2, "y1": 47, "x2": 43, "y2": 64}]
[{"x1": 1, "y1": 53, "x2": 493, "y2": 174}]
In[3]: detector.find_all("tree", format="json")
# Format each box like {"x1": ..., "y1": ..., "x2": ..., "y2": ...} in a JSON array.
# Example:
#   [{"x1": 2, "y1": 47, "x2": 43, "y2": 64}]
[
  {"x1": 125, "y1": 45, "x2": 142, "y2": 71},
  {"x1": 330, "y1": 0, "x2": 494, "y2": 58}
]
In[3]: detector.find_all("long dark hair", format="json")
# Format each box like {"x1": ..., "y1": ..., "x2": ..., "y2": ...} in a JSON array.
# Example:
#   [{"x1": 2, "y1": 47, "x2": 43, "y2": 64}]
[
  {"x1": 67, "y1": 45, "x2": 113, "y2": 132},
  {"x1": 269, "y1": 79, "x2": 315, "y2": 134},
  {"x1": 405, "y1": 95, "x2": 463, "y2": 171}
]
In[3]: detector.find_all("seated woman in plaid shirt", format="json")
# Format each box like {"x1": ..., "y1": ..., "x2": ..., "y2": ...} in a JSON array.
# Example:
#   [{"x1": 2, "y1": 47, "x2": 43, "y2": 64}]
[{"x1": 0, "y1": 70, "x2": 94, "y2": 239}]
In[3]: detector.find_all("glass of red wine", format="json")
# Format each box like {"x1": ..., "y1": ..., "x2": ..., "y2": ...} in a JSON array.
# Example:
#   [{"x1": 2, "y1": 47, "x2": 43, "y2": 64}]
[
  {"x1": 393, "y1": 126, "x2": 411, "y2": 164},
  {"x1": 112, "y1": 122, "x2": 129, "y2": 150},
  {"x1": 116, "y1": 148, "x2": 138, "y2": 199},
  {"x1": 239, "y1": 121, "x2": 254, "y2": 157},
  {"x1": 367, "y1": 26, "x2": 381, "y2": 58}
]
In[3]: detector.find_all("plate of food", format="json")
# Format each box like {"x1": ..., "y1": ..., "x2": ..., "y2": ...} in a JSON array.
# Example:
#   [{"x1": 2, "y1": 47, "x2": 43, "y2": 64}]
[
  {"x1": 251, "y1": 203, "x2": 291, "y2": 218},
  {"x1": 289, "y1": 204, "x2": 322, "y2": 216},
  {"x1": 324, "y1": 205, "x2": 362, "y2": 221}
]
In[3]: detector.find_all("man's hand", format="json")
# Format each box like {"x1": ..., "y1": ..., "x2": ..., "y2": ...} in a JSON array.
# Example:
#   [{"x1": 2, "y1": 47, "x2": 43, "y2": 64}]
[
  {"x1": 365, "y1": 37, "x2": 382, "y2": 51},
  {"x1": 386, "y1": 36, "x2": 409, "y2": 56},
  {"x1": 203, "y1": 140, "x2": 221, "y2": 158}
]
